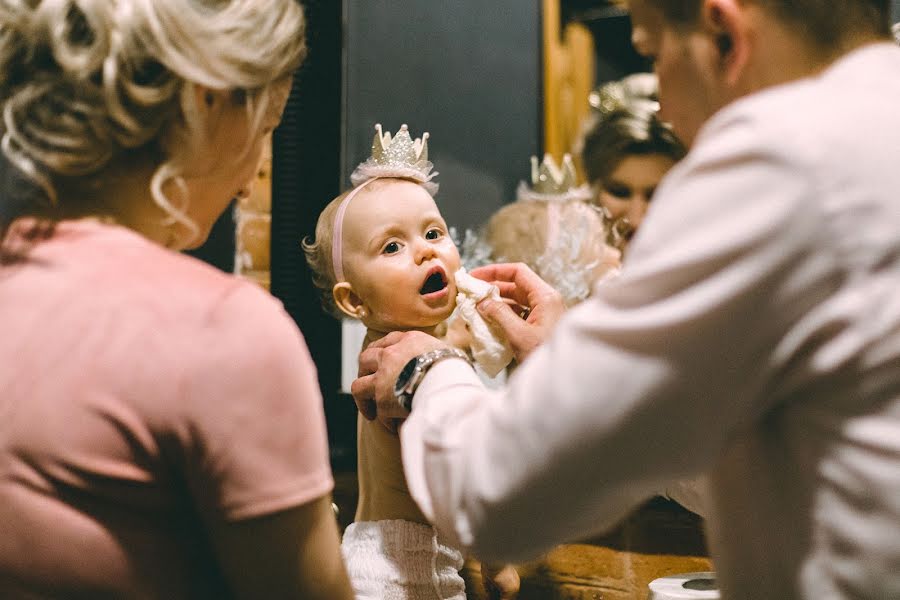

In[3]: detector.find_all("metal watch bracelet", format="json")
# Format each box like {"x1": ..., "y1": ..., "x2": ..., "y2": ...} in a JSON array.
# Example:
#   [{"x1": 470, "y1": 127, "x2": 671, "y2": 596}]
[{"x1": 393, "y1": 347, "x2": 471, "y2": 413}]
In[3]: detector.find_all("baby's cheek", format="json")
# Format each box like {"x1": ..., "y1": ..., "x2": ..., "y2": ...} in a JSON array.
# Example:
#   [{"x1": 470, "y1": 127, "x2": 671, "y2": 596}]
[{"x1": 443, "y1": 244, "x2": 462, "y2": 270}]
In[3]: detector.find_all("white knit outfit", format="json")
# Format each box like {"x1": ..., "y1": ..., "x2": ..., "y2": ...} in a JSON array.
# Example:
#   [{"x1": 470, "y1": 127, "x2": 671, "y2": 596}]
[{"x1": 341, "y1": 519, "x2": 465, "y2": 600}]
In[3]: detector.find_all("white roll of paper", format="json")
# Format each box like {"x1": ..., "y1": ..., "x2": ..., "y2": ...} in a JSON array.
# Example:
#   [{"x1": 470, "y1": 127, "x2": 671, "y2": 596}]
[{"x1": 648, "y1": 571, "x2": 720, "y2": 600}]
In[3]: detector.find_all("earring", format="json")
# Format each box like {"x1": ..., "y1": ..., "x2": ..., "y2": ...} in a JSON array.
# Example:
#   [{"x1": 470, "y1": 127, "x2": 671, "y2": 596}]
[{"x1": 358, "y1": 307, "x2": 368, "y2": 319}]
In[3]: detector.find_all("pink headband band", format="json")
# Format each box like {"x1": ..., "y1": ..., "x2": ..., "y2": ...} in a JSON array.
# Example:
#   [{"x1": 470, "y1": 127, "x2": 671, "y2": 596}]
[
  {"x1": 331, "y1": 177, "x2": 380, "y2": 282},
  {"x1": 545, "y1": 201, "x2": 561, "y2": 250}
]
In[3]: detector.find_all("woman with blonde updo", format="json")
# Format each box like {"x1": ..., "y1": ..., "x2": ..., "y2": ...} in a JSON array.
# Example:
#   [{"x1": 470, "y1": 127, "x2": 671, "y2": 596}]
[{"x1": 0, "y1": 1, "x2": 353, "y2": 598}]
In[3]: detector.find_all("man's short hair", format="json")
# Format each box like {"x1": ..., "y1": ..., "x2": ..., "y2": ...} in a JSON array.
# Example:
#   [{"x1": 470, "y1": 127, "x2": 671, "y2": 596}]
[{"x1": 648, "y1": 1, "x2": 892, "y2": 46}]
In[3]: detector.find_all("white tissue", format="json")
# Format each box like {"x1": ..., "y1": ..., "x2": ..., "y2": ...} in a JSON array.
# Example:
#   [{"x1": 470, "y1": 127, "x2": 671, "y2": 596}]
[{"x1": 454, "y1": 268, "x2": 514, "y2": 377}]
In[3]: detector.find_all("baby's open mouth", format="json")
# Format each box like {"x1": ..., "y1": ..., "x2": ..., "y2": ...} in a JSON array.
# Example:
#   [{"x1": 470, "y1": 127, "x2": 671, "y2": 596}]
[{"x1": 419, "y1": 267, "x2": 448, "y2": 295}]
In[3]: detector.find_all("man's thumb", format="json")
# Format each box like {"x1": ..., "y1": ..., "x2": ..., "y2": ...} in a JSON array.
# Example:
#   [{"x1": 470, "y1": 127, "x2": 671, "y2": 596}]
[{"x1": 477, "y1": 298, "x2": 524, "y2": 336}]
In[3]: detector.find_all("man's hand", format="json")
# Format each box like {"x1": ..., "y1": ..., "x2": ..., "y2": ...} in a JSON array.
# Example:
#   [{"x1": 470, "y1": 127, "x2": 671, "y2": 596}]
[
  {"x1": 470, "y1": 263, "x2": 566, "y2": 363},
  {"x1": 351, "y1": 331, "x2": 447, "y2": 427}
]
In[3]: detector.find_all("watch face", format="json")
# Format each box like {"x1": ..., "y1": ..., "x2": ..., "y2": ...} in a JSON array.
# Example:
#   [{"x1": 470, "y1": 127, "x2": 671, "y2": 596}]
[{"x1": 394, "y1": 356, "x2": 419, "y2": 396}]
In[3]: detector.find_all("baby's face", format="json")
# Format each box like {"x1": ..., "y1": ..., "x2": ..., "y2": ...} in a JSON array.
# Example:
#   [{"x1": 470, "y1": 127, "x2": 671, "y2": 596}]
[{"x1": 341, "y1": 180, "x2": 460, "y2": 331}]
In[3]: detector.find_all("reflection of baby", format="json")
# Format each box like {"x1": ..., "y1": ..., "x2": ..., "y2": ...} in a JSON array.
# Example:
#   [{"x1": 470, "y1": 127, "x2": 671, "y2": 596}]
[
  {"x1": 483, "y1": 154, "x2": 620, "y2": 307},
  {"x1": 304, "y1": 125, "x2": 516, "y2": 599},
  {"x1": 485, "y1": 198, "x2": 620, "y2": 307}
]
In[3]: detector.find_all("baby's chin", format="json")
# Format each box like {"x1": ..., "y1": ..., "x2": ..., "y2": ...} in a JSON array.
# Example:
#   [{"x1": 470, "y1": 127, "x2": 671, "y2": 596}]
[{"x1": 383, "y1": 308, "x2": 455, "y2": 332}]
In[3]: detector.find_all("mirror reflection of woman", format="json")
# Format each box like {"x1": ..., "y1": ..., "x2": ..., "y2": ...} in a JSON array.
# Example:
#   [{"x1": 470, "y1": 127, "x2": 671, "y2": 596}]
[{"x1": 578, "y1": 73, "x2": 686, "y2": 249}]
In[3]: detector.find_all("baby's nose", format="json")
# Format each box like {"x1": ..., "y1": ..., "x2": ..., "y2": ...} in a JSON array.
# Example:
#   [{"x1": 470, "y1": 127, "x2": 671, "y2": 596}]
[
  {"x1": 628, "y1": 199, "x2": 649, "y2": 228},
  {"x1": 414, "y1": 239, "x2": 438, "y2": 262}
]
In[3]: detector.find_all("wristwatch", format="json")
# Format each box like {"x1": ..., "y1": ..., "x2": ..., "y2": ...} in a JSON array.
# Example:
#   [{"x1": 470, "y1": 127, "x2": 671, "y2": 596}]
[{"x1": 393, "y1": 347, "x2": 471, "y2": 413}]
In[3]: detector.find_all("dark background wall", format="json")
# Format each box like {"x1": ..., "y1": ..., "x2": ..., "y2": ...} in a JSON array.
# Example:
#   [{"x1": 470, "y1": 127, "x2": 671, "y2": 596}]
[{"x1": 342, "y1": 0, "x2": 542, "y2": 232}]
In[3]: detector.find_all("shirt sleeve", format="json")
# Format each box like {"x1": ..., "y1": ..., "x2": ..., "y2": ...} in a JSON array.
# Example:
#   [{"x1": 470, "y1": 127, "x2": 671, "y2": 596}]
[
  {"x1": 173, "y1": 282, "x2": 334, "y2": 521},
  {"x1": 401, "y1": 111, "x2": 838, "y2": 563}
]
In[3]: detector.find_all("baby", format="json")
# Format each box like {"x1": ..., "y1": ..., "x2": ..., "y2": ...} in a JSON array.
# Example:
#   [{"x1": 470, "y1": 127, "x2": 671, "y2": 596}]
[
  {"x1": 304, "y1": 124, "x2": 518, "y2": 599},
  {"x1": 482, "y1": 154, "x2": 620, "y2": 307}
]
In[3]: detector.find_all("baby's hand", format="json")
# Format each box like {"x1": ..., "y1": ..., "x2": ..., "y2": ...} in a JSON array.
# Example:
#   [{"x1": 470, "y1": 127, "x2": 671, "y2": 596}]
[{"x1": 481, "y1": 563, "x2": 520, "y2": 600}]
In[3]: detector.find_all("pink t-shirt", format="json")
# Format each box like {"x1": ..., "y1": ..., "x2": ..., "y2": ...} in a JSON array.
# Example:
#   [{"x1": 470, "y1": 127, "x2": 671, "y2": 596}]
[{"x1": 0, "y1": 219, "x2": 334, "y2": 598}]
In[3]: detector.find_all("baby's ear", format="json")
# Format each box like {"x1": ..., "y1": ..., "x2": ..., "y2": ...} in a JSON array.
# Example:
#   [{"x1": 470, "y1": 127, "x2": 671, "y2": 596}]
[{"x1": 333, "y1": 282, "x2": 366, "y2": 320}]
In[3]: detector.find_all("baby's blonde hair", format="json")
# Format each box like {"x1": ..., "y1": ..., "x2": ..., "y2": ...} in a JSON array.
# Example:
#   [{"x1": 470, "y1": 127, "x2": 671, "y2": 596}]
[
  {"x1": 1, "y1": 0, "x2": 306, "y2": 242},
  {"x1": 485, "y1": 201, "x2": 553, "y2": 268},
  {"x1": 485, "y1": 199, "x2": 617, "y2": 306},
  {"x1": 303, "y1": 189, "x2": 349, "y2": 319},
  {"x1": 303, "y1": 178, "x2": 418, "y2": 318}
]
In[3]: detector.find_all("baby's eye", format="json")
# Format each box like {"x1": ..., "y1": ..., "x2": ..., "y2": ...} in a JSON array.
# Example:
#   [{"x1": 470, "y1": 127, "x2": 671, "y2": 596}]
[
  {"x1": 382, "y1": 241, "x2": 401, "y2": 255},
  {"x1": 425, "y1": 228, "x2": 443, "y2": 241}
]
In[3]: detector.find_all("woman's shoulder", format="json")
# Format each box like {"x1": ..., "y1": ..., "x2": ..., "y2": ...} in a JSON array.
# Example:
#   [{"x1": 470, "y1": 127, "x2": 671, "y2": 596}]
[
  {"x1": 43, "y1": 219, "x2": 308, "y2": 358},
  {"x1": 57, "y1": 219, "x2": 240, "y2": 293}
]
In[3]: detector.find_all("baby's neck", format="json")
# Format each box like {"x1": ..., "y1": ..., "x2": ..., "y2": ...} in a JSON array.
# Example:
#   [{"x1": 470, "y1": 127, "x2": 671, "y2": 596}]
[{"x1": 363, "y1": 323, "x2": 443, "y2": 351}]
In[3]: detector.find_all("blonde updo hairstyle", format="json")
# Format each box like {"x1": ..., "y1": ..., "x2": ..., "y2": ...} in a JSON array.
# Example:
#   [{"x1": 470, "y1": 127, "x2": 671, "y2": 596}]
[{"x1": 0, "y1": 0, "x2": 306, "y2": 243}]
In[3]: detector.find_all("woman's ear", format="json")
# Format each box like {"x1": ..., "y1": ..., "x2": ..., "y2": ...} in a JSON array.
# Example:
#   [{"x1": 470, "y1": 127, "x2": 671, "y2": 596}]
[
  {"x1": 193, "y1": 85, "x2": 228, "y2": 122},
  {"x1": 333, "y1": 282, "x2": 367, "y2": 320}
]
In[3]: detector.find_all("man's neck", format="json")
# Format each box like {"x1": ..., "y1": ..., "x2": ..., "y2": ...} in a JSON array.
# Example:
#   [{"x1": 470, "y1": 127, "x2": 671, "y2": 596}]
[{"x1": 743, "y1": 14, "x2": 887, "y2": 96}]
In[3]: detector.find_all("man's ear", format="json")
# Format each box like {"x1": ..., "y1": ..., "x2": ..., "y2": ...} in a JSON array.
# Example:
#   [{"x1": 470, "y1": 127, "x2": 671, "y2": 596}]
[
  {"x1": 333, "y1": 282, "x2": 366, "y2": 320},
  {"x1": 702, "y1": 0, "x2": 751, "y2": 87}
]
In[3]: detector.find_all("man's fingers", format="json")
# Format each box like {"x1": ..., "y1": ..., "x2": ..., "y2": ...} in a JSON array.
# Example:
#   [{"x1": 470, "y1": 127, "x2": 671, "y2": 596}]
[
  {"x1": 472, "y1": 262, "x2": 554, "y2": 307},
  {"x1": 350, "y1": 374, "x2": 377, "y2": 420},
  {"x1": 357, "y1": 346, "x2": 380, "y2": 377},
  {"x1": 477, "y1": 298, "x2": 528, "y2": 337},
  {"x1": 470, "y1": 262, "x2": 521, "y2": 283}
]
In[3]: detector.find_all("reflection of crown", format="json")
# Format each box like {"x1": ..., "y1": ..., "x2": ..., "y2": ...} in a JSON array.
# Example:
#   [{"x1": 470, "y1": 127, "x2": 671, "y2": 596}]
[
  {"x1": 590, "y1": 85, "x2": 629, "y2": 116},
  {"x1": 517, "y1": 153, "x2": 591, "y2": 203},
  {"x1": 531, "y1": 153, "x2": 577, "y2": 194},
  {"x1": 589, "y1": 73, "x2": 660, "y2": 118},
  {"x1": 350, "y1": 123, "x2": 437, "y2": 192}
]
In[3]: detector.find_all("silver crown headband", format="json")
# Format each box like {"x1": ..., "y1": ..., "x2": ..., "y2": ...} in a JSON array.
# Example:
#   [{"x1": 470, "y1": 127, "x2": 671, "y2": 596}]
[
  {"x1": 516, "y1": 153, "x2": 592, "y2": 251},
  {"x1": 515, "y1": 154, "x2": 592, "y2": 204},
  {"x1": 331, "y1": 124, "x2": 438, "y2": 282},
  {"x1": 452, "y1": 154, "x2": 616, "y2": 305}
]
